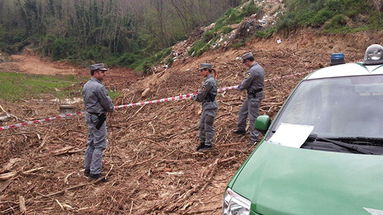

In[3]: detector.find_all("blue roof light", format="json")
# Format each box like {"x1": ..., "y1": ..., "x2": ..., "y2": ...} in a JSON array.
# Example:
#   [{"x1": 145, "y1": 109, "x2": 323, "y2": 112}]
[{"x1": 330, "y1": 53, "x2": 345, "y2": 66}]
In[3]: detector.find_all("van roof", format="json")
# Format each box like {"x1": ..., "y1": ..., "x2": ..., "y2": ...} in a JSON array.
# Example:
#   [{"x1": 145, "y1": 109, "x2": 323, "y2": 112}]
[{"x1": 306, "y1": 63, "x2": 383, "y2": 80}]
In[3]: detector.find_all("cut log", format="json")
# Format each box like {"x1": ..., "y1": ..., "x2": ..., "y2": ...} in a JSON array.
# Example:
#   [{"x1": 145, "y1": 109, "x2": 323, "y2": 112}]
[{"x1": 0, "y1": 172, "x2": 17, "y2": 181}]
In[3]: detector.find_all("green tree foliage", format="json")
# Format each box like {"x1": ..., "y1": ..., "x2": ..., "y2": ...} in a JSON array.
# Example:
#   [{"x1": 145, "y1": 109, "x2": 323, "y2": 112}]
[{"x1": 0, "y1": 0, "x2": 242, "y2": 70}]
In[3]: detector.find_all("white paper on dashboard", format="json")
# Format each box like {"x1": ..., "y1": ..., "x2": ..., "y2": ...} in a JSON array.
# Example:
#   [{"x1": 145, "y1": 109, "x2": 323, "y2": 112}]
[{"x1": 269, "y1": 123, "x2": 314, "y2": 148}]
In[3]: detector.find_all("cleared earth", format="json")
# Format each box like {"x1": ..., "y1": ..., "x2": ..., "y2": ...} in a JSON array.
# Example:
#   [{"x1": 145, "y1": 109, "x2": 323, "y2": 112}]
[{"x1": 0, "y1": 30, "x2": 381, "y2": 214}]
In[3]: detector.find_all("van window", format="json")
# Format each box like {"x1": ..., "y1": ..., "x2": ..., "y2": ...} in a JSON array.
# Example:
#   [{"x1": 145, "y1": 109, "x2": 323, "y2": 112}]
[{"x1": 270, "y1": 75, "x2": 383, "y2": 139}]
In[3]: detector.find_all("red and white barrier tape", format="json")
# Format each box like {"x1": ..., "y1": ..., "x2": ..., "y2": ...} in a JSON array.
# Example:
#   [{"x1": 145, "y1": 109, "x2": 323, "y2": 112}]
[
  {"x1": 0, "y1": 71, "x2": 310, "y2": 132},
  {"x1": 0, "y1": 85, "x2": 240, "y2": 131},
  {"x1": 0, "y1": 112, "x2": 84, "y2": 131}
]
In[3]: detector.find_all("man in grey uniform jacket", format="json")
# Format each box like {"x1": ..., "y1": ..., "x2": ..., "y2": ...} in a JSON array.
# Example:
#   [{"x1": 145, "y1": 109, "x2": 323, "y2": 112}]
[
  {"x1": 192, "y1": 63, "x2": 218, "y2": 151},
  {"x1": 234, "y1": 52, "x2": 265, "y2": 144},
  {"x1": 82, "y1": 63, "x2": 114, "y2": 180}
]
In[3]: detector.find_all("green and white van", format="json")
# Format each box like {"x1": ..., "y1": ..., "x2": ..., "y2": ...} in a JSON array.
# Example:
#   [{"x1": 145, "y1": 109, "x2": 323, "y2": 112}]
[{"x1": 222, "y1": 45, "x2": 383, "y2": 215}]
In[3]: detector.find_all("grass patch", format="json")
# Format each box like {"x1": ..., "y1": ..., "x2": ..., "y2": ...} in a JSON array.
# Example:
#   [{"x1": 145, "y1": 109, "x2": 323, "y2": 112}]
[
  {"x1": 108, "y1": 90, "x2": 121, "y2": 99},
  {"x1": 212, "y1": 1, "x2": 259, "y2": 32},
  {"x1": 0, "y1": 72, "x2": 84, "y2": 101},
  {"x1": 188, "y1": 40, "x2": 211, "y2": 57},
  {"x1": 230, "y1": 41, "x2": 245, "y2": 48},
  {"x1": 106, "y1": 47, "x2": 173, "y2": 75},
  {"x1": 130, "y1": 47, "x2": 173, "y2": 74},
  {"x1": 255, "y1": 26, "x2": 277, "y2": 38}
]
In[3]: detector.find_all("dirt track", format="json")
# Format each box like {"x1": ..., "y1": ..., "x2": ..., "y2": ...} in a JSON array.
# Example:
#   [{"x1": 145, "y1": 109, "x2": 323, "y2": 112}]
[
  {"x1": 0, "y1": 52, "x2": 138, "y2": 91},
  {"x1": 1, "y1": 30, "x2": 383, "y2": 214}
]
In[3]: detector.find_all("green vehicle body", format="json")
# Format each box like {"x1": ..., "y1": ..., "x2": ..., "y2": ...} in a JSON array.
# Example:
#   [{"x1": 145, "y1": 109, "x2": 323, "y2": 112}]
[
  {"x1": 228, "y1": 142, "x2": 383, "y2": 215},
  {"x1": 225, "y1": 62, "x2": 383, "y2": 215}
]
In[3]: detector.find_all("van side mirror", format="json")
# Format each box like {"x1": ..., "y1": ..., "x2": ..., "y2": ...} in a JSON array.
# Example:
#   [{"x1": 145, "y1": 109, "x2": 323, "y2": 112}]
[{"x1": 255, "y1": 115, "x2": 271, "y2": 133}]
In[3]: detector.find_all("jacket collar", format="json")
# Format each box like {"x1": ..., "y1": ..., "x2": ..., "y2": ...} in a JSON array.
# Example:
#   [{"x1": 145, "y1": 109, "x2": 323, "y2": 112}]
[
  {"x1": 205, "y1": 74, "x2": 213, "y2": 80},
  {"x1": 250, "y1": 62, "x2": 258, "y2": 69},
  {"x1": 91, "y1": 77, "x2": 102, "y2": 84}
]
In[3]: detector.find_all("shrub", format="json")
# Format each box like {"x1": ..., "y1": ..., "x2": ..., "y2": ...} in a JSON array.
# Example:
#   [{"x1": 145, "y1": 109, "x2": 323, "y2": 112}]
[
  {"x1": 116, "y1": 52, "x2": 140, "y2": 66},
  {"x1": 221, "y1": 26, "x2": 234, "y2": 34},
  {"x1": 40, "y1": 36, "x2": 76, "y2": 60},
  {"x1": 277, "y1": 0, "x2": 372, "y2": 32},
  {"x1": 188, "y1": 40, "x2": 209, "y2": 56},
  {"x1": 189, "y1": 1, "x2": 259, "y2": 56},
  {"x1": 255, "y1": 27, "x2": 277, "y2": 38},
  {"x1": 323, "y1": 14, "x2": 348, "y2": 30}
]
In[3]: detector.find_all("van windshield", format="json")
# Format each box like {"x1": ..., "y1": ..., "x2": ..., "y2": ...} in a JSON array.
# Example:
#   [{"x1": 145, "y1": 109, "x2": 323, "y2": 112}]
[{"x1": 270, "y1": 75, "x2": 383, "y2": 139}]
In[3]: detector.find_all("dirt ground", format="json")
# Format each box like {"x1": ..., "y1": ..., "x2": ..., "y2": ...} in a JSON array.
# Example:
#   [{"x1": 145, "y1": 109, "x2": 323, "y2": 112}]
[
  {"x1": 1, "y1": 30, "x2": 383, "y2": 215},
  {"x1": 0, "y1": 51, "x2": 138, "y2": 91}
]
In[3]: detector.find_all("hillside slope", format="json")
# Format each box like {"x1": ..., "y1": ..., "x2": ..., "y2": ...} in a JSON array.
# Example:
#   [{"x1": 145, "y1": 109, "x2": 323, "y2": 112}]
[{"x1": 1, "y1": 28, "x2": 382, "y2": 214}]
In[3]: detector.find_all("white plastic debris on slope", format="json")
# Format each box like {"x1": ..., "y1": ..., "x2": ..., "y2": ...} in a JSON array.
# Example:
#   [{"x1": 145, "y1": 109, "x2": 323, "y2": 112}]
[{"x1": 258, "y1": 15, "x2": 269, "y2": 26}]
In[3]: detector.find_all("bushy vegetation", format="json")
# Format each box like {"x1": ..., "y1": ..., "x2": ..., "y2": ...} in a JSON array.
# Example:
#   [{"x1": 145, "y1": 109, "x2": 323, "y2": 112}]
[
  {"x1": 0, "y1": 0, "x2": 242, "y2": 73},
  {"x1": 130, "y1": 48, "x2": 173, "y2": 72},
  {"x1": 189, "y1": 0, "x2": 259, "y2": 57},
  {"x1": 255, "y1": 26, "x2": 277, "y2": 38},
  {"x1": 275, "y1": 0, "x2": 381, "y2": 33}
]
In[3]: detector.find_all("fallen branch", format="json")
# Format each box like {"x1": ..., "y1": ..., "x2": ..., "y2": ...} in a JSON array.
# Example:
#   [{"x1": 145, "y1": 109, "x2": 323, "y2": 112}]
[
  {"x1": 215, "y1": 113, "x2": 233, "y2": 121},
  {"x1": 64, "y1": 172, "x2": 75, "y2": 185},
  {"x1": 0, "y1": 167, "x2": 43, "y2": 181},
  {"x1": 0, "y1": 172, "x2": 18, "y2": 181},
  {"x1": 0, "y1": 206, "x2": 17, "y2": 214},
  {"x1": 0, "y1": 201, "x2": 18, "y2": 205},
  {"x1": 148, "y1": 122, "x2": 156, "y2": 135},
  {"x1": 55, "y1": 199, "x2": 64, "y2": 211},
  {"x1": 41, "y1": 180, "x2": 89, "y2": 199},
  {"x1": 166, "y1": 127, "x2": 195, "y2": 140},
  {"x1": 105, "y1": 164, "x2": 114, "y2": 180},
  {"x1": 19, "y1": 196, "x2": 26, "y2": 214},
  {"x1": 219, "y1": 156, "x2": 237, "y2": 164},
  {"x1": 51, "y1": 146, "x2": 74, "y2": 155},
  {"x1": 0, "y1": 158, "x2": 22, "y2": 174},
  {"x1": 128, "y1": 105, "x2": 146, "y2": 121},
  {"x1": 0, "y1": 181, "x2": 12, "y2": 193},
  {"x1": 43, "y1": 147, "x2": 84, "y2": 157},
  {"x1": 201, "y1": 159, "x2": 219, "y2": 192},
  {"x1": 39, "y1": 166, "x2": 113, "y2": 198},
  {"x1": 219, "y1": 143, "x2": 243, "y2": 148},
  {"x1": 165, "y1": 159, "x2": 220, "y2": 213},
  {"x1": 0, "y1": 105, "x2": 20, "y2": 121},
  {"x1": 22, "y1": 167, "x2": 44, "y2": 175},
  {"x1": 37, "y1": 134, "x2": 50, "y2": 151},
  {"x1": 54, "y1": 149, "x2": 83, "y2": 156}
]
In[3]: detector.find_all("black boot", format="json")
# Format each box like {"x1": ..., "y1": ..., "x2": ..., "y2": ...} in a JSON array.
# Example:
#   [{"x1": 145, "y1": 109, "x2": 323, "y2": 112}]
[
  {"x1": 197, "y1": 143, "x2": 213, "y2": 152},
  {"x1": 196, "y1": 143, "x2": 205, "y2": 151},
  {"x1": 84, "y1": 169, "x2": 90, "y2": 177},
  {"x1": 89, "y1": 173, "x2": 107, "y2": 182},
  {"x1": 233, "y1": 129, "x2": 246, "y2": 135}
]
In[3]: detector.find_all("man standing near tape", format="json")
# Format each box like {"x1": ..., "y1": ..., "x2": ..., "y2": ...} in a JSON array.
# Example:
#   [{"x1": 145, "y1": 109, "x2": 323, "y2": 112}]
[
  {"x1": 193, "y1": 63, "x2": 218, "y2": 152},
  {"x1": 233, "y1": 52, "x2": 265, "y2": 144},
  {"x1": 82, "y1": 63, "x2": 114, "y2": 180}
]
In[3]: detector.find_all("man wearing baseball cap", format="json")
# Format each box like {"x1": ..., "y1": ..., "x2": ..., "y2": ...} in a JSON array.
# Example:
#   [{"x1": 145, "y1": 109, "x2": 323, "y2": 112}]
[
  {"x1": 233, "y1": 52, "x2": 265, "y2": 144},
  {"x1": 82, "y1": 63, "x2": 114, "y2": 181}
]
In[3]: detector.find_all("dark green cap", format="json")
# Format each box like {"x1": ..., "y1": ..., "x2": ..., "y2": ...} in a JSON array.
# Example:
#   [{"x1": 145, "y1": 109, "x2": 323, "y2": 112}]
[
  {"x1": 199, "y1": 63, "x2": 213, "y2": 70},
  {"x1": 90, "y1": 63, "x2": 108, "y2": 71},
  {"x1": 242, "y1": 52, "x2": 254, "y2": 62}
]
